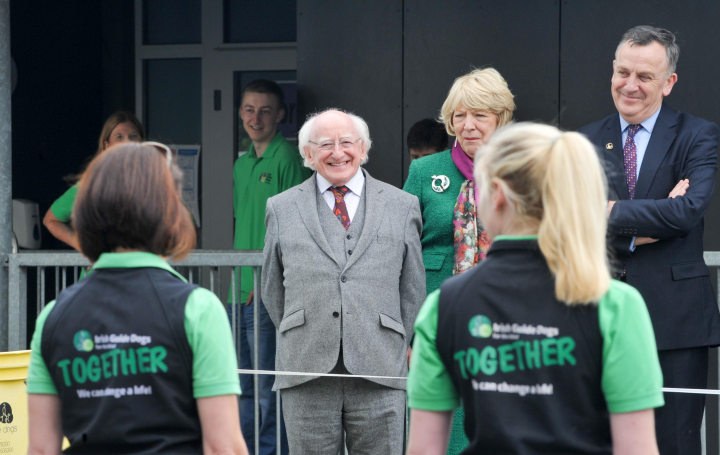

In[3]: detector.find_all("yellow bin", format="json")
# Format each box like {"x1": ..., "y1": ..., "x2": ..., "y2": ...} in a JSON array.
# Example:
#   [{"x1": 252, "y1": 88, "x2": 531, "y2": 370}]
[{"x1": 0, "y1": 350, "x2": 31, "y2": 454}]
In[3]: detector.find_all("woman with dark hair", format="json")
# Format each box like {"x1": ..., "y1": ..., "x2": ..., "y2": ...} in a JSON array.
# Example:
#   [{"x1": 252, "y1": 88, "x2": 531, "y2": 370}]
[
  {"x1": 43, "y1": 111, "x2": 145, "y2": 250},
  {"x1": 27, "y1": 142, "x2": 248, "y2": 455}
]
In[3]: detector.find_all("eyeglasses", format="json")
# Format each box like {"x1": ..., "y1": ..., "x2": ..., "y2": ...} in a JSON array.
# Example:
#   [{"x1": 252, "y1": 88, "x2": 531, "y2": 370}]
[
  {"x1": 308, "y1": 137, "x2": 361, "y2": 152},
  {"x1": 143, "y1": 141, "x2": 174, "y2": 168}
]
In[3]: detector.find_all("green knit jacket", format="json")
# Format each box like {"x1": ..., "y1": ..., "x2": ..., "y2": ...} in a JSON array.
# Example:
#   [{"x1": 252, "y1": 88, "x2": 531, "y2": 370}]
[{"x1": 403, "y1": 149, "x2": 465, "y2": 295}]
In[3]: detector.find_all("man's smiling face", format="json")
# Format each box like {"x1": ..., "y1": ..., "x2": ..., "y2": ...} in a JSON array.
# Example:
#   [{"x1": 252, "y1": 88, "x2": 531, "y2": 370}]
[
  {"x1": 611, "y1": 41, "x2": 677, "y2": 124},
  {"x1": 304, "y1": 111, "x2": 366, "y2": 187},
  {"x1": 240, "y1": 91, "x2": 284, "y2": 146}
]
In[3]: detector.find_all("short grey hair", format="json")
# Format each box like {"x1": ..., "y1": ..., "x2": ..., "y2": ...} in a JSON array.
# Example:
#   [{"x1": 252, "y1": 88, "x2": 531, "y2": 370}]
[
  {"x1": 297, "y1": 108, "x2": 372, "y2": 169},
  {"x1": 616, "y1": 25, "x2": 679, "y2": 76}
]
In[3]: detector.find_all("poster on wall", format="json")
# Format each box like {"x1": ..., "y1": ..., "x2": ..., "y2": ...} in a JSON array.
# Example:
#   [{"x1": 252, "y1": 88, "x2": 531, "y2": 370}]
[{"x1": 170, "y1": 145, "x2": 201, "y2": 227}]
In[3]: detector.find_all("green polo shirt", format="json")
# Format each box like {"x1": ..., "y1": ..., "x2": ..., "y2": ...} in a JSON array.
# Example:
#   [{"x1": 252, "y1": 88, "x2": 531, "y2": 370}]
[
  {"x1": 408, "y1": 235, "x2": 664, "y2": 414},
  {"x1": 27, "y1": 252, "x2": 241, "y2": 398},
  {"x1": 231, "y1": 132, "x2": 309, "y2": 303},
  {"x1": 50, "y1": 185, "x2": 79, "y2": 222}
]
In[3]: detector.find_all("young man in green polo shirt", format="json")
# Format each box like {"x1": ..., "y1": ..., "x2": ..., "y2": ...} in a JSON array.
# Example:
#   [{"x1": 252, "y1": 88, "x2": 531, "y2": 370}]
[{"x1": 231, "y1": 79, "x2": 308, "y2": 455}]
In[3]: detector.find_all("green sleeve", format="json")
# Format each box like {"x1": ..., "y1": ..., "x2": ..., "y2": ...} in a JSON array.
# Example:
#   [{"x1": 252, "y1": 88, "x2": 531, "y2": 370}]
[
  {"x1": 27, "y1": 301, "x2": 59, "y2": 395},
  {"x1": 50, "y1": 185, "x2": 79, "y2": 222},
  {"x1": 185, "y1": 288, "x2": 241, "y2": 398},
  {"x1": 599, "y1": 280, "x2": 664, "y2": 413},
  {"x1": 407, "y1": 290, "x2": 460, "y2": 411},
  {"x1": 279, "y1": 152, "x2": 308, "y2": 192},
  {"x1": 403, "y1": 159, "x2": 423, "y2": 211}
]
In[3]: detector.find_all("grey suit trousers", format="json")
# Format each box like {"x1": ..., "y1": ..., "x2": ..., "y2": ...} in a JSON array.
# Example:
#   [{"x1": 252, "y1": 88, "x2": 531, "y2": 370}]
[{"x1": 280, "y1": 360, "x2": 405, "y2": 455}]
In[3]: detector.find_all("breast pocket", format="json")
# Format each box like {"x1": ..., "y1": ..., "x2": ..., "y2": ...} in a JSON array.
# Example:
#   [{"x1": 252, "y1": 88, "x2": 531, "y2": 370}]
[{"x1": 377, "y1": 235, "x2": 403, "y2": 248}]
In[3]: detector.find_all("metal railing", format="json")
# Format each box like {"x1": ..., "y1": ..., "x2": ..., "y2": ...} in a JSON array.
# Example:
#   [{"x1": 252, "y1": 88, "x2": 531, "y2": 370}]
[
  {"x1": 6, "y1": 250, "x2": 274, "y2": 454},
  {"x1": 7, "y1": 250, "x2": 720, "y2": 454}
]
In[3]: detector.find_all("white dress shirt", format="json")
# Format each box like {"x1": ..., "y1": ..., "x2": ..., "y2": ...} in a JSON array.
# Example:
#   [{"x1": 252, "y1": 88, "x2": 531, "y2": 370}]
[
  {"x1": 316, "y1": 169, "x2": 365, "y2": 222},
  {"x1": 619, "y1": 106, "x2": 661, "y2": 180}
]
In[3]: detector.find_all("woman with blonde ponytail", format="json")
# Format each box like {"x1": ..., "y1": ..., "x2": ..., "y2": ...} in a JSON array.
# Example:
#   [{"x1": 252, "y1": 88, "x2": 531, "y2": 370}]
[{"x1": 407, "y1": 123, "x2": 663, "y2": 455}]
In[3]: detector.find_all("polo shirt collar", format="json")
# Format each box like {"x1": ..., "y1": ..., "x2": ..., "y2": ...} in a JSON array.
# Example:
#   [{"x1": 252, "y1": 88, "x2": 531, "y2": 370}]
[
  {"x1": 315, "y1": 167, "x2": 365, "y2": 197},
  {"x1": 249, "y1": 131, "x2": 284, "y2": 159},
  {"x1": 93, "y1": 252, "x2": 187, "y2": 282},
  {"x1": 488, "y1": 235, "x2": 540, "y2": 254},
  {"x1": 618, "y1": 105, "x2": 661, "y2": 135}
]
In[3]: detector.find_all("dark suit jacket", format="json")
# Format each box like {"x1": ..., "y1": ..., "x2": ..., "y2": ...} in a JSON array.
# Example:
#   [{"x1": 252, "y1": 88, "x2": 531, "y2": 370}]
[{"x1": 579, "y1": 104, "x2": 720, "y2": 350}]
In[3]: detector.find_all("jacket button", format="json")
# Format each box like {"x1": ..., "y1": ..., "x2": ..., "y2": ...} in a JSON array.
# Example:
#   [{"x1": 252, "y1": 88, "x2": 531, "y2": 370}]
[
  {"x1": 333, "y1": 311, "x2": 339, "y2": 318},
  {"x1": 341, "y1": 276, "x2": 347, "y2": 283},
  {"x1": 348, "y1": 249, "x2": 353, "y2": 255},
  {"x1": 346, "y1": 234, "x2": 351, "y2": 240}
]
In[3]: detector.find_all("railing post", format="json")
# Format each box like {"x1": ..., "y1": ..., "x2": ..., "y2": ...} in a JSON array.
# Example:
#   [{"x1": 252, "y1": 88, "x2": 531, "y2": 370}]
[
  {"x1": 7, "y1": 255, "x2": 25, "y2": 351},
  {"x1": 0, "y1": 0, "x2": 12, "y2": 352},
  {"x1": 253, "y1": 266, "x2": 260, "y2": 455}
]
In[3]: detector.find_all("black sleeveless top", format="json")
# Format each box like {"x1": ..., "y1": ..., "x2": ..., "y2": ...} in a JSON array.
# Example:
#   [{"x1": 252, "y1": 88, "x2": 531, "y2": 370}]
[
  {"x1": 41, "y1": 266, "x2": 201, "y2": 454},
  {"x1": 436, "y1": 239, "x2": 611, "y2": 454}
]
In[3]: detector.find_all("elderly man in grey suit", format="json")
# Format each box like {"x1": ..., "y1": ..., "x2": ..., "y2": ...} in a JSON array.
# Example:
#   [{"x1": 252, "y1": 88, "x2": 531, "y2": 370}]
[{"x1": 262, "y1": 108, "x2": 425, "y2": 454}]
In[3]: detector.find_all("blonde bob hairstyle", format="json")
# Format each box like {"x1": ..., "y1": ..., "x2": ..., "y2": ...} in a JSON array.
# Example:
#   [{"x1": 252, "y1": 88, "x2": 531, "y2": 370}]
[
  {"x1": 440, "y1": 68, "x2": 516, "y2": 136},
  {"x1": 474, "y1": 122, "x2": 610, "y2": 305}
]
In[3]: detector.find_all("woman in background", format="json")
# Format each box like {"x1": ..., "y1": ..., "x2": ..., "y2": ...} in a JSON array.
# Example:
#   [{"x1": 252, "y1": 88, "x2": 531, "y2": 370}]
[
  {"x1": 403, "y1": 68, "x2": 515, "y2": 454},
  {"x1": 407, "y1": 123, "x2": 663, "y2": 455},
  {"x1": 43, "y1": 111, "x2": 144, "y2": 250},
  {"x1": 27, "y1": 142, "x2": 247, "y2": 455}
]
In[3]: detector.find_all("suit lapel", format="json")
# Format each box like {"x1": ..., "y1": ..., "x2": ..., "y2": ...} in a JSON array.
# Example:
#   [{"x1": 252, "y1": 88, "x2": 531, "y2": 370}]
[
  {"x1": 634, "y1": 106, "x2": 678, "y2": 200},
  {"x1": 602, "y1": 115, "x2": 629, "y2": 200},
  {"x1": 343, "y1": 170, "x2": 385, "y2": 272},
  {"x1": 295, "y1": 177, "x2": 339, "y2": 265}
]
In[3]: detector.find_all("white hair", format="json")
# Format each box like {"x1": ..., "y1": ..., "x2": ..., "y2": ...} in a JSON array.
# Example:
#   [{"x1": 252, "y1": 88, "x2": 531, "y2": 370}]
[{"x1": 297, "y1": 108, "x2": 372, "y2": 169}]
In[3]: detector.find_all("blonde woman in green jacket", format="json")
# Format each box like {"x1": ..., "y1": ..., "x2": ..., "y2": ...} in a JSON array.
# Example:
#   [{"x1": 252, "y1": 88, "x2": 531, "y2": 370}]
[{"x1": 403, "y1": 67, "x2": 515, "y2": 455}]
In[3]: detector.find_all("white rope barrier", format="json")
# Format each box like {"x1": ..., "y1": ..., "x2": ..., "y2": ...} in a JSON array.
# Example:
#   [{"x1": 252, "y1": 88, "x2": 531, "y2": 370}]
[
  {"x1": 237, "y1": 369, "x2": 407, "y2": 380},
  {"x1": 238, "y1": 370, "x2": 720, "y2": 394}
]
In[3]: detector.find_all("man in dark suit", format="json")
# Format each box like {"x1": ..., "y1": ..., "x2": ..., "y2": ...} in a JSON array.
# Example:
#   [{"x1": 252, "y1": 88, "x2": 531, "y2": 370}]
[{"x1": 579, "y1": 25, "x2": 720, "y2": 455}]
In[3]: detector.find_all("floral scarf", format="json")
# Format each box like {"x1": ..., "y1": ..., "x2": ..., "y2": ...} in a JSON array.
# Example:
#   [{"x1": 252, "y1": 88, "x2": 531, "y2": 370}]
[{"x1": 451, "y1": 140, "x2": 491, "y2": 274}]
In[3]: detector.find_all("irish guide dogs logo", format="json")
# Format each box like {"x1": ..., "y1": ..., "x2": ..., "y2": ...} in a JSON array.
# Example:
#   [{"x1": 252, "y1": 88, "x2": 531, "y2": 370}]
[
  {"x1": 0, "y1": 403, "x2": 12, "y2": 423},
  {"x1": 73, "y1": 330, "x2": 94, "y2": 352},
  {"x1": 469, "y1": 315, "x2": 493, "y2": 338}
]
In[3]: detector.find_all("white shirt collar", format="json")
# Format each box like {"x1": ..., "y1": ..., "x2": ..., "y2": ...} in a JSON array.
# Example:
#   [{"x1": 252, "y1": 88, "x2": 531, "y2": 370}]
[{"x1": 315, "y1": 168, "x2": 365, "y2": 196}]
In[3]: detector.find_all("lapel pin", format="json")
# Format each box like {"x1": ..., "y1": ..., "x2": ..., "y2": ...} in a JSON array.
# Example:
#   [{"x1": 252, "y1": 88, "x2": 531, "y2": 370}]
[
  {"x1": 431, "y1": 175, "x2": 450, "y2": 193},
  {"x1": 605, "y1": 143, "x2": 614, "y2": 150}
]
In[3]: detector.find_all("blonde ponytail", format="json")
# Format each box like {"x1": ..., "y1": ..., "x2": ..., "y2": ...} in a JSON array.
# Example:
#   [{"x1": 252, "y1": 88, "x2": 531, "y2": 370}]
[{"x1": 475, "y1": 123, "x2": 610, "y2": 305}]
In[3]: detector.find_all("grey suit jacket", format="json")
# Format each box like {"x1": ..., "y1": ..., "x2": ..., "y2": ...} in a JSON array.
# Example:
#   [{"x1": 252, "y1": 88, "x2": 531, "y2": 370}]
[{"x1": 262, "y1": 170, "x2": 426, "y2": 390}]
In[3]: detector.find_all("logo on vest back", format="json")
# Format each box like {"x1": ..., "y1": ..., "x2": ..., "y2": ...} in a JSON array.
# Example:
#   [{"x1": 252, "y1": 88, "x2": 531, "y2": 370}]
[
  {"x1": 469, "y1": 315, "x2": 493, "y2": 338},
  {"x1": 0, "y1": 403, "x2": 12, "y2": 424},
  {"x1": 73, "y1": 330, "x2": 94, "y2": 352}
]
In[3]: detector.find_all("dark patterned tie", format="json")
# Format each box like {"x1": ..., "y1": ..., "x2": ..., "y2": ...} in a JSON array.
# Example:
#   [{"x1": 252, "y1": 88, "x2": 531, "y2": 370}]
[
  {"x1": 623, "y1": 124, "x2": 642, "y2": 199},
  {"x1": 330, "y1": 186, "x2": 351, "y2": 229},
  {"x1": 621, "y1": 124, "x2": 642, "y2": 277}
]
